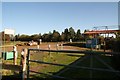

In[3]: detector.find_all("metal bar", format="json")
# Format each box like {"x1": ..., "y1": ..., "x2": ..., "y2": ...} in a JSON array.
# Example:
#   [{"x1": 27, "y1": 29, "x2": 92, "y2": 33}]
[
  {"x1": 28, "y1": 48, "x2": 120, "y2": 55},
  {"x1": 27, "y1": 49, "x2": 30, "y2": 80},
  {"x1": 29, "y1": 60, "x2": 120, "y2": 73}
]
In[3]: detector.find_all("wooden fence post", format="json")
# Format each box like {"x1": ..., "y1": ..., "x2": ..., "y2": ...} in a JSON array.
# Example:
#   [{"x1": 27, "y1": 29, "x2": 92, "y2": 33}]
[
  {"x1": 13, "y1": 46, "x2": 17, "y2": 65},
  {"x1": 61, "y1": 43, "x2": 63, "y2": 50},
  {"x1": 20, "y1": 48, "x2": 27, "y2": 80},
  {"x1": 56, "y1": 44, "x2": 59, "y2": 50}
]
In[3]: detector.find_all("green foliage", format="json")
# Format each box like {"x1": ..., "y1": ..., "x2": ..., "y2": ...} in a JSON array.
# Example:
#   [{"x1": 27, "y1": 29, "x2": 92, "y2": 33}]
[
  {"x1": 64, "y1": 28, "x2": 70, "y2": 41},
  {"x1": 60, "y1": 32, "x2": 65, "y2": 41},
  {"x1": 14, "y1": 27, "x2": 84, "y2": 42},
  {"x1": 75, "y1": 29, "x2": 84, "y2": 41},
  {"x1": 110, "y1": 39, "x2": 120, "y2": 71},
  {"x1": 18, "y1": 34, "x2": 31, "y2": 41},
  {"x1": 69, "y1": 27, "x2": 76, "y2": 41},
  {"x1": 42, "y1": 33, "x2": 52, "y2": 42},
  {"x1": 51, "y1": 30, "x2": 60, "y2": 42}
]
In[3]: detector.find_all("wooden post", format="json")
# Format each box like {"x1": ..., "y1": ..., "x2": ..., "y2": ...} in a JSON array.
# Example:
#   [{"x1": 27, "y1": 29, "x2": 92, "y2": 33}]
[
  {"x1": 48, "y1": 44, "x2": 51, "y2": 55},
  {"x1": 56, "y1": 44, "x2": 59, "y2": 50},
  {"x1": 20, "y1": 48, "x2": 27, "y2": 80},
  {"x1": 61, "y1": 42, "x2": 63, "y2": 50},
  {"x1": 13, "y1": 46, "x2": 17, "y2": 65},
  {"x1": 37, "y1": 45, "x2": 40, "y2": 49}
]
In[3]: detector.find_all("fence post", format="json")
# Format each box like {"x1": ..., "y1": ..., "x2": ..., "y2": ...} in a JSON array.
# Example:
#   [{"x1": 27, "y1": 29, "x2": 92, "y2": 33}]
[
  {"x1": 27, "y1": 49, "x2": 30, "y2": 79},
  {"x1": 48, "y1": 44, "x2": 51, "y2": 55},
  {"x1": 13, "y1": 45, "x2": 17, "y2": 65},
  {"x1": 61, "y1": 43, "x2": 63, "y2": 50},
  {"x1": 20, "y1": 48, "x2": 28, "y2": 80},
  {"x1": 56, "y1": 43, "x2": 59, "y2": 50}
]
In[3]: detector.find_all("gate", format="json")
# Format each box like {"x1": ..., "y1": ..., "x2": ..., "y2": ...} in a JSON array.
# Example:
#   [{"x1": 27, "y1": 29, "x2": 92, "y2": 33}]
[{"x1": 24, "y1": 49, "x2": 120, "y2": 80}]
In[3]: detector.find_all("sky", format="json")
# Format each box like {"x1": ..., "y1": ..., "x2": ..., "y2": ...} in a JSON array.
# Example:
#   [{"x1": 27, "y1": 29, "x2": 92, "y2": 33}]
[{"x1": 2, "y1": 2, "x2": 118, "y2": 35}]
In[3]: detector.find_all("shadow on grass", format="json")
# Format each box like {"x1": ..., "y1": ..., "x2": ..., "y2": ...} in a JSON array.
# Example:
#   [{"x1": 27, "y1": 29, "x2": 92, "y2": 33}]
[
  {"x1": 2, "y1": 54, "x2": 120, "y2": 80},
  {"x1": 29, "y1": 54, "x2": 120, "y2": 80},
  {"x1": 2, "y1": 63, "x2": 22, "y2": 80},
  {"x1": 2, "y1": 75, "x2": 21, "y2": 80},
  {"x1": 2, "y1": 63, "x2": 21, "y2": 71}
]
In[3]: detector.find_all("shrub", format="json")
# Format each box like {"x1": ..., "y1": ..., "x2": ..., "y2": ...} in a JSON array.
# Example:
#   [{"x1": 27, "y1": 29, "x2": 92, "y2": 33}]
[{"x1": 111, "y1": 39, "x2": 120, "y2": 71}]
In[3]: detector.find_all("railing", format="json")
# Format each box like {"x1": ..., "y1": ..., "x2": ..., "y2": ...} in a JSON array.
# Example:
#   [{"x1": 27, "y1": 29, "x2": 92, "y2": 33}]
[{"x1": 21, "y1": 48, "x2": 120, "y2": 80}]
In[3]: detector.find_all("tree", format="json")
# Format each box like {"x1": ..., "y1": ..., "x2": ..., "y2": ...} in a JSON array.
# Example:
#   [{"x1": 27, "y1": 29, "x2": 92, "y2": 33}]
[
  {"x1": 30, "y1": 34, "x2": 41, "y2": 41},
  {"x1": 15, "y1": 34, "x2": 20, "y2": 41},
  {"x1": 60, "y1": 32, "x2": 65, "y2": 41},
  {"x1": 19, "y1": 34, "x2": 31, "y2": 41},
  {"x1": 84, "y1": 29, "x2": 89, "y2": 33},
  {"x1": 51, "y1": 30, "x2": 60, "y2": 42},
  {"x1": 42, "y1": 32, "x2": 52, "y2": 42},
  {"x1": 69, "y1": 27, "x2": 76, "y2": 41},
  {"x1": 75, "y1": 29, "x2": 82, "y2": 41},
  {"x1": 64, "y1": 28, "x2": 70, "y2": 41},
  {"x1": 42, "y1": 34, "x2": 49, "y2": 42}
]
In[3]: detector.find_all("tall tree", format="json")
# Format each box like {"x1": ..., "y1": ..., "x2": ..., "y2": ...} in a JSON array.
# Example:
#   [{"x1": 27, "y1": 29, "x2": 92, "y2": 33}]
[
  {"x1": 15, "y1": 34, "x2": 20, "y2": 41},
  {"x1": 52, "y1": 30, "x2": 60, "y2": 42},
  {"x1": 42, "y1": 32, "x2": 52, "y2": 42},
  {"x1": 69, "y1": 27, "x2": 76, "y2": 41},
  {"x1": 60, "y1": 32, "x2": 65, "y2": 41},
  {"x1": 75, "y1": 29, "x2": 83, "y2": 41},
  {"x1": 64, "y1": 28, "x2": 70, "y2": 41}
]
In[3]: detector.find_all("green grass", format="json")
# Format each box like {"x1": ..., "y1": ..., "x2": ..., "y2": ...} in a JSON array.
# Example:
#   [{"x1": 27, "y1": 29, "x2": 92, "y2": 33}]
[
  {"x1": 57, "y1": 55, "x2": 118, "y2": 79},
  {"x1": 29, "y1": 52, "x2": 81, "y2": 78},
  {"x1": 29, "y1": 52, "x2": 119, "y2": 79}
]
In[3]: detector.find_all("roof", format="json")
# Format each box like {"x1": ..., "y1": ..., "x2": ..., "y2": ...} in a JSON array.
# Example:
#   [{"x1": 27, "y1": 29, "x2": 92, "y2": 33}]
[{"x1": 84, "y1": 30, "x2": 120, "y2": 34}]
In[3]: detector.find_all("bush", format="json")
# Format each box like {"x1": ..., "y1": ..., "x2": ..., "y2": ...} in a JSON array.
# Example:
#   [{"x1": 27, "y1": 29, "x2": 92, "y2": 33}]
[{"x1": 111, "y1": 39, "x2": 120, "y2": 71}]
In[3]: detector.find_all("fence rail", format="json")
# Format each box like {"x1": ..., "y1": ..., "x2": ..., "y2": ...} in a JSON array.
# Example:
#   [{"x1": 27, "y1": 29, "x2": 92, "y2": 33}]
[{"x1": 28, "y1": 48, "x2": 120, "y2": 55}]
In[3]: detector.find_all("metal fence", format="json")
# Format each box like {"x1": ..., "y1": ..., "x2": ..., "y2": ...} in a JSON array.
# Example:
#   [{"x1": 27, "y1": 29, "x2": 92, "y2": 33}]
[{"x1": 26, "y1": 49, "x2": 120, "y2": 80}]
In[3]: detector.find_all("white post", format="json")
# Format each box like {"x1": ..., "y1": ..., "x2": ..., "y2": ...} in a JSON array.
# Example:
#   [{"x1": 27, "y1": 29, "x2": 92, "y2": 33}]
[
  {"x1": 13, "y1": 45, "x2": 17, "y2": 65},
  {"x1": 48, "y1": 44, "x2": 51, "y2": 50},
  {"x1": 20, "y1": 48, "x2": 27, "y2": 79},
  {"x1": 56, "y1": 44, "x2": 59, "y2": 50},
  {"x1": 40, "y1": 39, "x2": 42, "y2": 44},
  {"x1": 61, "y1": 44, "x2": 63, "y2": 50},
  {"x1": 70, "y1": 39, "x2": 72, "y2": 43},
  {"x1": 37, "y1": 45, "x2": 40, "y2": 49}
]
